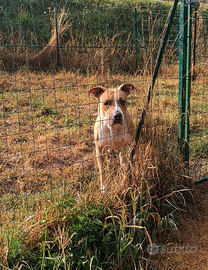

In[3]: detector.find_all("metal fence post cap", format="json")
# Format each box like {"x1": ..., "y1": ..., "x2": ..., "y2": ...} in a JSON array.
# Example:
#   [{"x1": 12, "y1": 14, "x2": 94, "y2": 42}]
[{"x1": 184, "y1": 0, "x2": 200, "y2": 9}]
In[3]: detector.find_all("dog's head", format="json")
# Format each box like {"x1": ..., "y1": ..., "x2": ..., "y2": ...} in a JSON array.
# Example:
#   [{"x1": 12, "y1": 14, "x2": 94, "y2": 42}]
[{"x1": 89, "y1": 83, "x2": 136, "y2": 126}]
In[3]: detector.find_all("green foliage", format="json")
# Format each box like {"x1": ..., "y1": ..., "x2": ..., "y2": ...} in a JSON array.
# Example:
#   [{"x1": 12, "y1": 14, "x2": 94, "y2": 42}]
[
  {"x1": 5, "y1": 189, "x2": 179, "y2": 270},
  {"x1": 8, "y1": 237, "x2": 24, "y2": 262},
  {"x1": 1, "y1": 0, "x2": 174, "y2": 52}
]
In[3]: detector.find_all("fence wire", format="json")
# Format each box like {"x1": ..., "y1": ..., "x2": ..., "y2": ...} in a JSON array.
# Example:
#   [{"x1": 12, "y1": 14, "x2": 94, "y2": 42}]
[
  {"x1": 0, "y1": 0, "x2": 207, "y2": 254},
  {"x1": 190, "y1": 6, "x2": 208, "y2": 181}
]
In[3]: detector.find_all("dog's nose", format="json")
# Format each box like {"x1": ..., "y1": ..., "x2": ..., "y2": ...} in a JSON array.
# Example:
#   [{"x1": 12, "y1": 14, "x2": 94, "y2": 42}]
[{"x1": 114, "y1": 111, "x2": 122, "y2": 120}]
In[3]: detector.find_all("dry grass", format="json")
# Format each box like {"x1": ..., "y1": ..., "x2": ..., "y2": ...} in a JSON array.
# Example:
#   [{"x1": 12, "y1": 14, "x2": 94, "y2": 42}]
[
  {"x1": 0, "y1": 46, "x2": 208, "y2": 269},
  {"x1": 0, "y1": 1, "x2": 166, "y2": 74},
  {"x1": 29, "y1": 7, "x2": 71, "y2": 70},
  {"x1": 0, "y1": 65, "x2": 193, "y2": 266},
  {"x1": 0, "y1": 2, "x2": 208, "y2": 267},
  {"x1": 0, "y1": 65, "x2": 182, "y2": 195}
]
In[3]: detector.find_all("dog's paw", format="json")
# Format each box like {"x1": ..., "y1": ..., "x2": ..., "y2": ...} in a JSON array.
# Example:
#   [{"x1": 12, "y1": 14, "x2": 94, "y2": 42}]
[{"x1": 101, "y1": 185, "x2": 105, "y2": 194}]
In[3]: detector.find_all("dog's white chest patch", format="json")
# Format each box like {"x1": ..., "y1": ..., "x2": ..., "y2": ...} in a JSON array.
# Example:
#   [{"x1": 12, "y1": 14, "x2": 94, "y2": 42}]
[
  {"x1": 98, "y1": 122, "x2": 111, "y2": 147},
  {"x1": 98, "y1": 121, "x2": 131, "y2": 149}
]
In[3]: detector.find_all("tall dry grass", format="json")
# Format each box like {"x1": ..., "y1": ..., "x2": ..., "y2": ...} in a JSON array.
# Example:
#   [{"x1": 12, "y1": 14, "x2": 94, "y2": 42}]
[
  {"x1": 1, "y1": 4, "x2": 207, "y2": 268},
  {"x1": 0, "y1": 3, "x2": 167, "y2": 75},
  {"x1": 0, "y1": 108, "x2": 192, "y2": 268}
]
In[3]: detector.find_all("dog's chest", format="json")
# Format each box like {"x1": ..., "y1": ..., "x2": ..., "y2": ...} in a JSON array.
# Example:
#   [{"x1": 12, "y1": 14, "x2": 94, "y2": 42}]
[{"x1": 98, "y1": 122, "x2": 131, "y2": 150}]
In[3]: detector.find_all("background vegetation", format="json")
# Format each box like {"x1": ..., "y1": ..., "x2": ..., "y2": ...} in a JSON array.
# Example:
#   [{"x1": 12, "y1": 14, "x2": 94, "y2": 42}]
[
  {"x1": 0, "y1": 0, "x2": 208, "y2": 269},
  {"x1": 1, "y1": 0, "x2": 180, "y2": 73}
]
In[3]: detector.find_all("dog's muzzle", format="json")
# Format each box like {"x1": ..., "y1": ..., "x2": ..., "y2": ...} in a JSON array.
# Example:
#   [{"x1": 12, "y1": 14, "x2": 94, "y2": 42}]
[{"x1": 110, "y1": 111, "x2": 123, "y2": 125}]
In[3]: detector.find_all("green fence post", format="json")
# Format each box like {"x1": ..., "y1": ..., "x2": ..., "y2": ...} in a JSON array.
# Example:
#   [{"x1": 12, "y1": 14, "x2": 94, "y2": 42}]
[
  {"x1": 178, "y1": 0, "x2": 187, "y2": 161},
  {"x1": 178, "y1": 0, "x2": 199, "y2": 163},
  {"x1": 118, "y1": 8, "x2": 148, "y2": 69},
  {"x1": 184, "y1": 3, "x2": 192, "y2": 163},
  {"x1": 194, "y1": 176, "x2": 208, "y2": 185}
]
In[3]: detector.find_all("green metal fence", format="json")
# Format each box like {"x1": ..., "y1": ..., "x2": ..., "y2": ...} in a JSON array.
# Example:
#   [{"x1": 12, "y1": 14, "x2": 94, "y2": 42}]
[
  {"x1": 0, "y1": 0, "x2": 208, "y2": 262},
  {"x1": 0, "y1": 0, "x2": 179, "y2": 194},
  {"x1": 191, "y1": 1, "x2": 208, "y2": 185}
]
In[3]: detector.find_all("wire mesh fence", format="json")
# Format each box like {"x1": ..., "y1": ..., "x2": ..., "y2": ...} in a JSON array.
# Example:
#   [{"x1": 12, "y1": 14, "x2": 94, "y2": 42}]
[
  {"x1": 0, "y1": 0, "x2": 208, "y2": 267},
  {"x1": 0, "y1": 0, "x2": 180, "y2": 195},
  {"x1": 190, "y1": 5, "x2": 208, "y2": 182}
]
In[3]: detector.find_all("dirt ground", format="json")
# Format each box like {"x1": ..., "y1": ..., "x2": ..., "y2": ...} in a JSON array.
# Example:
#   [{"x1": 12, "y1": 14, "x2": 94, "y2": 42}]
[{"x1": 155, "y1": 182, "x2": 208, "y2": 269}]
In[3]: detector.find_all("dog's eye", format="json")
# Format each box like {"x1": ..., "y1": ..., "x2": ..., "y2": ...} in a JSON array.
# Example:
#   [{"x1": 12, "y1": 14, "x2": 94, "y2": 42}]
[
  {"x1": 104, "y1": 100, "x2": 111, "y2": 107},
  {"x1": 119, "y1": 98, "x2": 126, "y2": 106}
]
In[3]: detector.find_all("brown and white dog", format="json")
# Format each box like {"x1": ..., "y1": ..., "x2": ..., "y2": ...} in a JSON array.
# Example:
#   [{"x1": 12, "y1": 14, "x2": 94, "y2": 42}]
[{"x1": 89, "y1": 83, "x2": 136, "y2": 191}]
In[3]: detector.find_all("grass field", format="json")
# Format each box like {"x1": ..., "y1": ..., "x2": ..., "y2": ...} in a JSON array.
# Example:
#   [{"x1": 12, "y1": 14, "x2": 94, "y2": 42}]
[
  {"x1": 0, "y1": 65, "x2": 183, "y2": 195},
  {"x1": 1, "y1": 62, "x2": 207, "y2": 269},
  {"x1": 1, "y1": 0, "x2": 208, "y2": 268}
]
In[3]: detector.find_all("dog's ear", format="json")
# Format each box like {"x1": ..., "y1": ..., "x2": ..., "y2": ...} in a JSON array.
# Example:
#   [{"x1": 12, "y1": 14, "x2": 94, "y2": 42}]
[
  {"x1": 118, "y1": 83, "x2": 136, "y2": 96},
  {"x1": 89, "y1": 86, "x2": 106, "y2": 99}
]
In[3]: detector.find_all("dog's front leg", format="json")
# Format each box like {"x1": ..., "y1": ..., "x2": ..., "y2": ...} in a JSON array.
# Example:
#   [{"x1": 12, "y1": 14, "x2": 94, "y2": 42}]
[
  {"x1": 96, "y1": 147, "x2": 106, "y2": 192},
  {"x1": 119, "y1": 152, "x2": 126, "y2": 168},
  {"x1": 119, "y1": 151, "x2": 129, "y2": 190}
]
